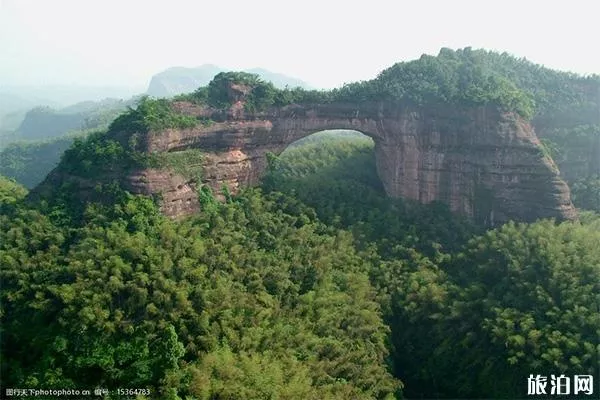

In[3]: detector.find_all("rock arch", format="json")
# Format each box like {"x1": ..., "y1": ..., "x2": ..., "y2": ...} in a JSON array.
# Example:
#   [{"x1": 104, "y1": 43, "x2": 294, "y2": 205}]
[{"x1": 138, "y1": 100, "x2": 576, "y2": 225}]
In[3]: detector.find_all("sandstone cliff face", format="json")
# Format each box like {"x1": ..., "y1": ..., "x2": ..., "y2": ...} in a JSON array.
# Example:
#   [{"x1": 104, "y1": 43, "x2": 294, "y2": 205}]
[
  {"x1": 125, "y1": 169, "x2": 200, "y2": 217},
  {"x1": 128, "y1": 100, "x2": 575, "y2": 225},
  {"x1": 34, "y1": 97, "x2": 578, "y2": 225},
  {"x1": 372, "y1": 105, "x2": 576, "y2": 225}
]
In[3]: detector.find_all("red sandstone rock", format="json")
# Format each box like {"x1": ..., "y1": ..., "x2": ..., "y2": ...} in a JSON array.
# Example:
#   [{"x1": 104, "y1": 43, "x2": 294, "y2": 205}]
[{"x1": 34, "y1": 100, "x2": 577, "y2": 226}]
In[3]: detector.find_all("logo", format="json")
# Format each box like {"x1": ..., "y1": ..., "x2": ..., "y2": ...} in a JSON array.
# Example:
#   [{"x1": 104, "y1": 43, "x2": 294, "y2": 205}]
[{"x1": 527, "y1": 374, "x2": 594, "y2": 396}]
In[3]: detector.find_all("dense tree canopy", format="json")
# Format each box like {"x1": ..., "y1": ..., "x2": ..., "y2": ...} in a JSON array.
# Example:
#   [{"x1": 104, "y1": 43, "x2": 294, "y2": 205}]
[
  {"x1": 1, "y1": 173, "x2": 401, "y2": 398},
  {"x1": 2, "y1": 47, "x2": 599, "y2": 399},
  {"x1": 0, "y1": 135, "x2": 81, "y2": 188},
  {"x1": 109, "y1": 96, "x2": 198, "y2": 134},
  {"x1": 4, "y1": 130, "x2": 599, "y2": 399},
  {"x1": 176, "y1": 47, "x2": 568, "y2": 118},
  {"x1": 265, "y1": 135, "x2": 600, "y2": 399},
  {"x1": 391, "y1": 220, "x2": 600, "y2": 398}
]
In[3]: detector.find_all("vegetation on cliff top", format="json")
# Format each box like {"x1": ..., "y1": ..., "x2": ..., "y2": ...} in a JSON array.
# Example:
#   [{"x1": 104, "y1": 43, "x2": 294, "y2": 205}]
[
  {"x1": 176, "y1": 47, "x2": 597, "y2": 119},
  {"x1": 93, "y1": 47, "x2": 597, "y2": 164},
  {"x1": 184, "y1": 47, "x2": 599, "y2": 122},
  {"x1": 179, "y1": 60, "x2": 536, "y2": 116},
  {"x1": 109, "y1": 96, "x2": 198, "y2": 134},
  {"x1": 339, "y1": 47, "x2": 598, "y2": 122},
  {"x1": 175, "y1": 71, "x2": 331, "y2": 113}
]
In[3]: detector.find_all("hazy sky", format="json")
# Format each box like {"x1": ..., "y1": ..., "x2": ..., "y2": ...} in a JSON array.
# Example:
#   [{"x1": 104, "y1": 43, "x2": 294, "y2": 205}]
[{"x1": 1, "y1": 0, "x2": 599, "y2": 90}]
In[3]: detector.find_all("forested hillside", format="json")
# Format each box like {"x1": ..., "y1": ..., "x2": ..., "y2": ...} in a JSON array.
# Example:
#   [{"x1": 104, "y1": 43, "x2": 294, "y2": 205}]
[
  {"x1": 0, "y1": 98, "x2": 136, "y2": 189},
  {"x1": 1, "y1": 48, "x2": 599, "y2": 399},
  {"x1": 10, "y1": 98, "x2": 132, "y2": 142},
  {"x1": 0, "y1": 134, "x2": 84, "y2": 188},
  {"x1": 265, "y1": 138, "x2": 600, "y2": 398},
  {"x1": 5, "y1": 48, "x2": 598, "y2": 209},
  {"x1": 2, "y1": 133, "x2": 599, "y2": 399}
]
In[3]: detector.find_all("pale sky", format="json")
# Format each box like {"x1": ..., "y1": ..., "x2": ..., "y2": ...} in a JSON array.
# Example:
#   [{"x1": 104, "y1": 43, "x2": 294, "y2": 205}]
[{"x1": 1, "y1": 0, "x2": 599, "y2": 90}]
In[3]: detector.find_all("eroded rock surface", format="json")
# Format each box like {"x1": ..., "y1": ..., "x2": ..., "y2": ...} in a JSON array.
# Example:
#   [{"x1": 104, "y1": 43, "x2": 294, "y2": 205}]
[{"x1": 35, "y1": 97, "x2": 578, "y2": 225}]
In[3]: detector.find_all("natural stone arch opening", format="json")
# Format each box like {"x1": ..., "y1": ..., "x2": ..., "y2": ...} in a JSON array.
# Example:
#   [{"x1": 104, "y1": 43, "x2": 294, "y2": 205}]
[
  {"x1": 271, "y1": 128, "x2": 384, "y2": 193},
  {"x1": 33, "y1": 98, "x2": 572, "y2": 225},
  {"x1": 30, "y1": 64, "x2": 580, "y2": 225},
  {"x1": 190, "y1": 101, "x2": 575, "y2": 227},
  {"x1": 283, "y1": 129, "x2": 374, "y2": 152}
]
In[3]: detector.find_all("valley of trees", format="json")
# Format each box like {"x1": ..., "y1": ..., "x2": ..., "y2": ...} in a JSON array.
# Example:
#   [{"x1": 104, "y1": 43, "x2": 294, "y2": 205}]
[
  {"x1": 1, "y1": 48, "x2": 599, "y2": 399},
  {"x1": 0, "y1": 98, "x2": 137, "y2": 189},
  {"x1": 2, "y1": 135, "x2": 599, "y2": 399},
  {"x1": 0, "y1": 135, "x2": 81, "y2": 188}
]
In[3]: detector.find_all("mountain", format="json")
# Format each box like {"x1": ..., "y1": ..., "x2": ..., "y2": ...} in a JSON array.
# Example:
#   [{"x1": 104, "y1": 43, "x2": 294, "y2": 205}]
[
  {"x1": 146, "y1": 65, "x2": 225, "y2": 98},
  {"x1": 0, "y1": 85, "x2": 143, "y2": 137},
  {"x1": 146, "y1": 65, "x2": 312, "y2": 97},
  {"x1": 0, "y1": 134, "x2": 80, "y2": 188},
  {"x1": 0, "y1": 96, "x2": 139, "y2": 186},
  {"x1": 0, "y1": 110, "x2": 29, "y2": 140},
  {"x1": 34, "y1": 48, "x2": 594, "y2": 225},
  {"x1": 0, "y1": 85, "x2": 143, "y2": 109},
  {"x1": 4, "y1": 47, "x2": 600, "y2": 400},
  {"x1": 0, "y1": 91, "x2": 57, "y2": 115},
  {"x1": 13, "y1": 97, "x2": 135, "y2": 142},
  {"x1": 0, "y1": 91, "x2": 55, "y2": 136},
  {"x1": 244, "y1": 67, "x2": 312, "y2": 90}
]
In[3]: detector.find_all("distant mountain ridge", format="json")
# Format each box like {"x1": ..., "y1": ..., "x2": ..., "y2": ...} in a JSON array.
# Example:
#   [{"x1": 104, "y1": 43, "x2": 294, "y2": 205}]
[
  {"x1": 0, "y1": 85, "x2": 143, "y2": 134},
  {"x1": 11, "y1": 97, "x2": 137, "y2": 143},
  {"x1": 146, "y1": 65, "x2": 312, "y2": 98},
  {"x1": 0, "y1": 85, "x2": 142, "y2": 111}
]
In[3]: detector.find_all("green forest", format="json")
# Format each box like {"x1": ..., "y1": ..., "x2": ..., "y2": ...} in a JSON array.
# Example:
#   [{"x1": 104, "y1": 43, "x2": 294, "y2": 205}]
[
  {"x1": 3, "y1": 48, "x2": 598, "y2": 193},
  {"x1": 1, "y1": 48, "x2": 599, "y2": 399},
  {"x1": 0, "y1": 97, "x2": 135, "y2": 189},
  {"x1": 2, "y1": 136, "x2": 599, "y2": 399}
]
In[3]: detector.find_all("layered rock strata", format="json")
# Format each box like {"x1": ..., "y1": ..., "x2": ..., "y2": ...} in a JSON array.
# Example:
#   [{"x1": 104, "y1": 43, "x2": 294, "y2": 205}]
[{"x1": 35, "y1": 99, "x2": 578, "y2": 225}]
